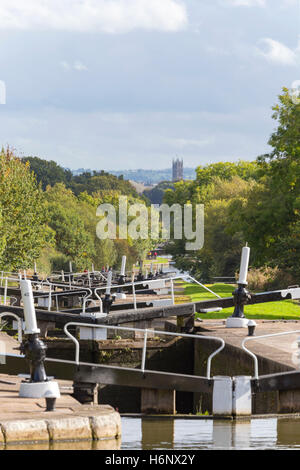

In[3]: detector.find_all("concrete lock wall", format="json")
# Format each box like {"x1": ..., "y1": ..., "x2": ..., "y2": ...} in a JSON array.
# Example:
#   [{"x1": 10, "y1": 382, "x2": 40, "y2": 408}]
[
  {"x1": 43, "y1": 332, "x2": 300, "y2": 415},
  {"x1": 45, "y1": 336, "x2": 194, "y2": 414},
  {"x1": 194, "y1": 339, "x2": 296, "y2": 415}
]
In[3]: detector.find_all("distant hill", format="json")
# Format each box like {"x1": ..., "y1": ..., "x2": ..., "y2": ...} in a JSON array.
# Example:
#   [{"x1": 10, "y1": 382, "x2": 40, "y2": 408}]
[
  {"x1": 109, "y1": 168, "x2": 196, "y2": 185},
  {"x1": 23, "y1": 157, "x2": 141, "y2": 198}
]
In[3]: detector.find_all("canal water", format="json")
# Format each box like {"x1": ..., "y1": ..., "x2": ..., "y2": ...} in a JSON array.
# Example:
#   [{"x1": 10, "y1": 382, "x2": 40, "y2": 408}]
[{"x1": 120, "y1": 417, "x2": 300, "y2": 450}]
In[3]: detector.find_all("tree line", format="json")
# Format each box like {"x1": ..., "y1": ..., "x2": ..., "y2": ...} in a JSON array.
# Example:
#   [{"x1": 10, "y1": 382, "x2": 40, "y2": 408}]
[
  {"x1": 0, "y1": 151, "x2": 154, "y2": 274},
  {"x1": 163, "y1": 88, "x2": 300, "y2": 289}
]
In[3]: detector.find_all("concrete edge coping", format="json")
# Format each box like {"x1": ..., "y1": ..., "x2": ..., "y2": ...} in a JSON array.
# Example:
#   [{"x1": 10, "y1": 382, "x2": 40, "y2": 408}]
[{"x1": 0, "y1": 411, "x2": 121, "y2": 446}]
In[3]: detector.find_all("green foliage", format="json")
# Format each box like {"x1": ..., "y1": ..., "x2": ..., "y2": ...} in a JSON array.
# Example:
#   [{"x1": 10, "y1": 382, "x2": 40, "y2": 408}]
[
  {"x1": 24, "y1": 157, "x2": 141, "y2": 199},
  {"x1": 23, "y1": 156, "x2": 72, "y2": 190},
  {"x1": 0, "y1": 207, "x2": 6, "y2": 262},
  {"x1": 164, "y1": 174, "x2": 255, "y2": 280},
  {"x1": 68, "y1": 170, "x2": 141, "y2": 198},
  {"x1": 164, "y1": 91, "x2": 300, "y2": 284},
  {"x1": 44, "y1": 184, "x2": 95, "y2": 271},
  {"x1": 229, "y1": 88, "x2": 300, "y2": 279},
  {"x1": 143, "y1": 181, "x2": 175, "y2": 205},
  {"x1": 0, "y1": 148, "x2": 48, "y2": 271},
  {"x1": 195, "y1": 161, "x2": 259, "y2": 186}
]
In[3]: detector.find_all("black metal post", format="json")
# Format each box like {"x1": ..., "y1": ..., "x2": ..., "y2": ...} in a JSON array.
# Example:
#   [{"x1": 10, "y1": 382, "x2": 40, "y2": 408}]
[
  {"x1": 20, "y1": 333, "x2": 57, "y2": 411},
  {"x1": 117, "y1": 274, "x2": 125, "y2": 296},
  {"x1": 231, "y1": 284, "x2": 251, "y2": 318},
  {"x1": 102, "y1": 294, "x2": 114, "y2": 314},
  {"x1": 21, "y1": 333, "x2": 48, "y2": 382}
]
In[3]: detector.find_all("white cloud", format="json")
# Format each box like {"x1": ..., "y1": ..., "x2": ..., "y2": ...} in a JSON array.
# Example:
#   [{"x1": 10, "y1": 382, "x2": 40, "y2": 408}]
[
  {"x1": 257, "y1": 38, "x2": 297, "y2": 65},
  {"x1": 220, "y1": 0, "x2": 266, "y2": 6},
  {"x1": 73, "y1": 61, "x2": 88, "y2": 71},
  {"x1": 0, "y1": 0, "x2": 187, "y2": 33},
  {"x1": 60, "y1": 60, "x2": 88, "y2": 71},
  {"x1": 166, "y1": 137, "x2": 214, "y2": 148}
]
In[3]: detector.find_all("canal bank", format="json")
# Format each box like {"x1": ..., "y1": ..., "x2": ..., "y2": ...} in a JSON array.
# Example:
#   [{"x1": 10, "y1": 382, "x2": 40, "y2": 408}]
[{"x1": 0, "y1": 372, "x2": 121, "y2": 447}]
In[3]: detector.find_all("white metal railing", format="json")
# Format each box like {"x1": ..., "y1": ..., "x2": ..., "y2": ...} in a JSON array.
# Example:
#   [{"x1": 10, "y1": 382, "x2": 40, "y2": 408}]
[
  {"x1": 93, "y1": 273, "x2": 221, "y2": 311},
  {"x1": 0, "y1": 272, "x2": 222, "y2": 315},
  {"x1": 0, "y1": 276, "x2": 93, "y2": 312},
  {"x1": 0, "y1": 312, "x2": 23, "y2": 343},
  {"x1": 63, "y1": 321, "x2": 225, "y2": 379},
  {"x1": 242, "y1": 329, "x2": 300, "y2": 380},
  {"x1": 49, "y1": 270, "x2": 108, "y2": 287}
]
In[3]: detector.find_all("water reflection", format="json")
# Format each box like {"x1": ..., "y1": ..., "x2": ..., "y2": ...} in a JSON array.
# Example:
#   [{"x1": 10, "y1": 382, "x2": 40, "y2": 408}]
[
  {"x1": 121, "y1": 417, "x2": 300, "y2": 450},
  {"x1": 277, "y1": 419, "x2": 300, "y2": 448},
  {"x1": 3, "y1": 438, "x2": 121, "y2": 451},
  {"x1": 142, "y1": 419, "x2": 174, "y2": 449}
]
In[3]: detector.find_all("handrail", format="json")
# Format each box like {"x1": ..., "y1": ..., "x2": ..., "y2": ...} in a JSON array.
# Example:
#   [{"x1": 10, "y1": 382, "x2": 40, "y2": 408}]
[
  {"x1": 93, "y1": 273, "x2": 221, "y2": 310},
  {"x1": 242, "y1": 329, "x2": 300, "y2": 380},
  {"x1": 82, "y1": 298, "x2": 101, "y2": 314},
  {"x1": 63, "y1": 321, "x2": 225, "y2": 379},
  {"x1": 0, "y1": 273, "x2": 221, "y2": 315},
  {"x1": 0, "y1": 277, "x2": 93, "y2": 310},
  {"x1": 0, "y1": 312, "x2": 23, "y2": 343}
]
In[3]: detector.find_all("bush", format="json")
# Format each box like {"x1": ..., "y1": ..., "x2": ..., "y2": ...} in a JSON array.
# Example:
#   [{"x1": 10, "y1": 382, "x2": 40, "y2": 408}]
[{"x1": 246, "y1": 266, "x2": 296, "y2": 291}]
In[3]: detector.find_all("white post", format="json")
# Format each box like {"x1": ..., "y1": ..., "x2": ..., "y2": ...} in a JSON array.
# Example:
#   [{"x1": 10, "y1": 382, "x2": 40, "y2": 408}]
[
  {"x1": 141, "y1": 329, "x2": 148, "y2": 373},
  {"x1": 170, "y1": 279, "x2": 175, "y2": 305},
  {"x1": 20, "y1": 280, "x2": 40, "y2": 335},
  {"x1": 34, "y1": 261, "x2": 37, "y2": 273},
  {"x1": 106, "y1": 271, "x2": 112, "y2": 295},
  {"x1": 120, "y1": 256, "x2": 126, "y2": 276},
  {"x1": 238, "y1": 245, "x2": 250, "y2": 285},
  {"x1": 48, "y1": 284, "x2": 52, "y2": 311},
  {"x1": 61, "y1": 270, "x2": 65, "y2": 282},
  {"x1": 3, "y1": 278, "x2": 7, "y2": 306},
  {"x1": 132, "y1": 280, "x2": 137, "y2": 310},
  {"x1": 69, "y1": 261, "x2": 73, "y2": 273}
]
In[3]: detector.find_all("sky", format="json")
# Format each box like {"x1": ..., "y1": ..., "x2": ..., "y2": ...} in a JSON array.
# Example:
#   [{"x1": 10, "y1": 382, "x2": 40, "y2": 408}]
[{"x1": 0, "y1": 0, "x2": 300, "y2": 171}]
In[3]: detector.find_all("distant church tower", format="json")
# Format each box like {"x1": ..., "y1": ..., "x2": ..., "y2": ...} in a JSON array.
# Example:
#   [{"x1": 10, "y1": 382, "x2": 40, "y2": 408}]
[{"x1": 172, "y1": 158, "x2": 183, "y2": 182}]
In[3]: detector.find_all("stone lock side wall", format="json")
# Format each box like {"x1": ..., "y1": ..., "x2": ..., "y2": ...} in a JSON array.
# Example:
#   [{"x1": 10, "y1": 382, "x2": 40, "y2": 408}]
[
  {"x1": 0, "y1": 409, "x2": 121, "y2": 446},
  {"x1": 194, "y1": 339, "x2": 295, "y2": 415}
]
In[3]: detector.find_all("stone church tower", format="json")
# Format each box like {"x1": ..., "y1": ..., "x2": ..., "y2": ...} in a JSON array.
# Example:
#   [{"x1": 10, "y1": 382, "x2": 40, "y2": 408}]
[{"x1": 172, "y1": 158, "x2": 183, "y2": 182}]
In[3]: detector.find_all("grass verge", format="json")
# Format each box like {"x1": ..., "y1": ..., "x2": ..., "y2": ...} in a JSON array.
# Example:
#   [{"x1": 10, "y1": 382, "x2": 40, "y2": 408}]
[{"x1": 176, "y1": 282, "x2": 300, "y2": 321}]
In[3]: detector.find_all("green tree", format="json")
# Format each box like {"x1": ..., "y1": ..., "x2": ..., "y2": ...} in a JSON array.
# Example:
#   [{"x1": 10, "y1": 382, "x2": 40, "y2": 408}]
[
  {"x1": 229, "y1": 88, "x2": 300, "y2": 277},
  {"x1": 0, "y1": 148, "x2": 47, "y2": 270},
  {"x1": 44, "y1": 183, "x2": 95, "y2": 271},
  {"x1": 164, "y1": 174, "x2": 255, "y2": 280},
  {"x1": 23, "y1": 156, "x2": 72, "y2": 190}
]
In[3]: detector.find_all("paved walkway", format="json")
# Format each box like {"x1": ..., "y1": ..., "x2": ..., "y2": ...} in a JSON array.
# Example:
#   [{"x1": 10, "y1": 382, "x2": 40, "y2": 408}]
[
  {"x1": 0, "y1": 332, "x2": 121, "y2": 445},
  {"x1": 197, "y1": 319, "x2": 300, "y2": 371}
]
